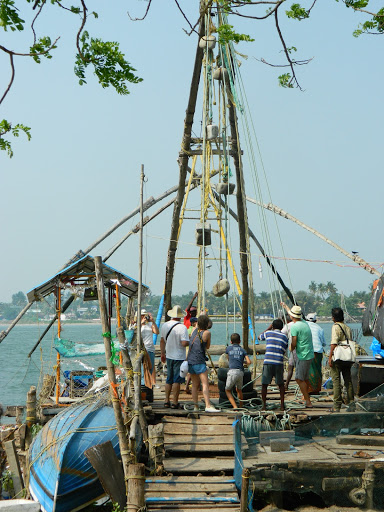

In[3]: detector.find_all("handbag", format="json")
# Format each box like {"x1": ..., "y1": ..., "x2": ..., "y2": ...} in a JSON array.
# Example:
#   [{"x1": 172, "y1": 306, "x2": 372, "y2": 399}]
[
  {"x1": 332, "y1": 324, "x2": 356, "y2": 363},
  {"x1": 179, "y1": 360, "x2": 189, "y2": 378}
]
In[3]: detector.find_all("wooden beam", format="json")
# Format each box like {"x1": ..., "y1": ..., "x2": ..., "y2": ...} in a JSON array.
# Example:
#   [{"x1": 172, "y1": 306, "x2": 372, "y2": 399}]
[
  {"x1": 3, "y1": 439, "x2": 24, "y2": 495},
  {"x1": 84, "y1": 441, "x2": 126, "y2": 510}
]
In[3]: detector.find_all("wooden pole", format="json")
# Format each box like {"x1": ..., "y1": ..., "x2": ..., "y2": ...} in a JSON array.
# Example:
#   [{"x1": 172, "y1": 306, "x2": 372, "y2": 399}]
[
  {"x1": 0, "y1": 303, "x2": 32, "y2": 342},
  {"x1": 116, "y1": 326, "x2": 134, "y2": 421},
  {"x1": 127, "y1": 463, "x2": 146, "y2": 512},
  {"x1": 247, "y1": 197, "x2": 381, "y2": 277},
  {"x1": 94, "y1": 256, "x2": 130, "y2": 481},
  {"x1": 26, "y1": 386, "x2": 36, "y2": 428},
  {"x1": 213, "y1": 190, "x2": 296, "y2": 305},
  {"x1": 240, "y1": 468, "x2": 250, "y2": 512},
  {"x1": 55, "y1": 286, "x2": 61, "y2": 405},
  {"x1": 163, "y1": 11, "x2": 206, "y2": 320},
  {"x1": 136, "y1": 164, "x2": 145, "y2": 350},
  {"x1": 28, "y1": 295, "x2": 76, "y2": 358},
  {"x1": 226, "y1": 92, "x2": 251, "y2": 352}
]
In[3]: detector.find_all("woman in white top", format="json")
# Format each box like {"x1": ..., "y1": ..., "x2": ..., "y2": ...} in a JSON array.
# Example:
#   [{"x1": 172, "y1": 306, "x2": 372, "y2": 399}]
[{"x1": 140, "y1": 309, "x2": 159, "y2": 386}]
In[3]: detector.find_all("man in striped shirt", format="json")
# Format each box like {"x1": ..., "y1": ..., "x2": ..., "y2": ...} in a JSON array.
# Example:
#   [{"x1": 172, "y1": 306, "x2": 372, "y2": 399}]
[{"x1": 258, "y1": 318, "x2": 289, "y2": 410}]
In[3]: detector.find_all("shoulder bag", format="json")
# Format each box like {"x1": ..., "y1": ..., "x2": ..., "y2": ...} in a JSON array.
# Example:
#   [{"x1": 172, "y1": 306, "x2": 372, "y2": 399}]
[
  {"x1": 333, "y1": 323, "x2": 356, "y2": 363},
  {"x1": 180, "y1": 330, "x2": 199, "y2": 378}
]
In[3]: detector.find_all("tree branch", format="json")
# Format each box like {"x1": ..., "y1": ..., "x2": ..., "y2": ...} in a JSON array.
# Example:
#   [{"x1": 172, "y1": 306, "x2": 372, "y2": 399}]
[
  {"x1": 173, "y1": 0, "x2": 199, "y2": 34},
  {"x1": 31, "y1": 0, "x2": 46, "y2": 44},
  {"x1": 76, "y1": 0, "x2": 88, "y2": 62},
  {"x1": 0, "y1": 36, "x2": 59, "y2": 105},
  {"x1": 274, "y1": 7, "x2": 302, "y2": 89},
  {"x1": 127, "y1": 0, "x2": 153, "y2": 21},
  {"x1": 0, "y1": 54, "x2": 15, "y2": 106}
]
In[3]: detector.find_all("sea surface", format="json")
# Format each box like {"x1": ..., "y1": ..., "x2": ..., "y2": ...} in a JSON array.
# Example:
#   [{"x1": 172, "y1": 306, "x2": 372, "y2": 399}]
[{"x1": 0, "y1": 321, "x2": 372, "y2": 412}]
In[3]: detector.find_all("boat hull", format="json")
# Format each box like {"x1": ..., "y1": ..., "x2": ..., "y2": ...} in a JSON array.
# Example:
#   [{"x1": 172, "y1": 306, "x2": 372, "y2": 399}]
[{"x1": 29, "y1": 401, "x2": 119, "y2": 512}]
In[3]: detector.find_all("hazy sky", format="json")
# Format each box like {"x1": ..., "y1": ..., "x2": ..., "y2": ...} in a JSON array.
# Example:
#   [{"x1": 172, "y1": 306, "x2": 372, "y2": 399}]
[{"x1": 1, "y1": 1, "x2": 383, "y2": 304}]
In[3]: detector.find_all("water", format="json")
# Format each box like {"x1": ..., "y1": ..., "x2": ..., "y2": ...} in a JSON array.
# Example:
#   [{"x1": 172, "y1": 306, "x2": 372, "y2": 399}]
[{"x1": 0, "y1": 321, "x2": 371, "y2": 410}]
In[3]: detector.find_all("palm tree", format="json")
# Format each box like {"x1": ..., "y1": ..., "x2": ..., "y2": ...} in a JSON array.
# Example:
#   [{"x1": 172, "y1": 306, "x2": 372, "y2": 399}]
[
  {"x1": 308, "y1": 281, "x2": 318, "y2": 295},
  {"x1": 326, "y1": 281, "x2": 337, "y2": 295}
]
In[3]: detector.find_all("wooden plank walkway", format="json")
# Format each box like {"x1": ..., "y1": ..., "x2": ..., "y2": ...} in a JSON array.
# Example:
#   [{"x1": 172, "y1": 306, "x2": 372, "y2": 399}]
[{"x1": 146, "y1": 416, "x2": 242, "y2": 512}]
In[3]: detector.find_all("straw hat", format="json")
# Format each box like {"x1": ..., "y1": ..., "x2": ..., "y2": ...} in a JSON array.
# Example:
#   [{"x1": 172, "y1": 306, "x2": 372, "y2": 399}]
[
  {"x1": 167, "y1": 305, "x2": 184, "y2": 318},
  {"x1": 289, "y1": 305, "x2": 302, "y2": 319}
]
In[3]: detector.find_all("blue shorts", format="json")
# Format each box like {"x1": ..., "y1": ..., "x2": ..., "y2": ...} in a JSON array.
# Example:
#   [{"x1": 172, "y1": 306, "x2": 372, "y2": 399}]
[
  {"x1": 166, "y1": 359, "x2": 185, "y2": 385},
  {"x1": 189, "y1": 363, "x2": 207, "y2": 375}
]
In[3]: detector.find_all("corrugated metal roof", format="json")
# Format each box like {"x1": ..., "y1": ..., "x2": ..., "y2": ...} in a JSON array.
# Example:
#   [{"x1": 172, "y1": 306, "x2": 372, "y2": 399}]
[{"x1": 26, "y1": 255, "x2": 148, "y2": 302}]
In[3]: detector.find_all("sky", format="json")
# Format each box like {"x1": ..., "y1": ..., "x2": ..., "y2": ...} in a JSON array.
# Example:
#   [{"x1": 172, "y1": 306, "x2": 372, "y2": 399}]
[{"x1": 1, "y1": 0, "x2": 383, "y2": 305}]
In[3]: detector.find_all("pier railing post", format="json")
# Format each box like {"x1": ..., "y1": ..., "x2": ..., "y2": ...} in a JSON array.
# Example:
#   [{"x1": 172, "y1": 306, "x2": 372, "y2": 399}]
[
  {"x1": 94, "y1": 256, "x2": 131, "y2": 484},
  {"x1": 240, "y1": 467, "x2": 250, "y2": 512},
  {"x1": 127, "y1": 463, "x2": 146, "y2": 512}
]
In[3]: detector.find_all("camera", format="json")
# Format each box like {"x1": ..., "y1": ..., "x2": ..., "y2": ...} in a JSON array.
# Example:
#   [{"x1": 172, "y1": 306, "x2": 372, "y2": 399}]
[{"x1": 145, "y1": 315, "x2": 151, "y2": 321}]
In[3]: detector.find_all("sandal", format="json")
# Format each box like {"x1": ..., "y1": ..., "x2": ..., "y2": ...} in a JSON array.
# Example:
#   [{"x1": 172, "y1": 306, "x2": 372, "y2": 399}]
[
  {"x1": 164, "y1": 402, "x2": 171, "y2": 408},
  {"x1": 171, "y1": 403, "x2": 182, "y2": 409}
]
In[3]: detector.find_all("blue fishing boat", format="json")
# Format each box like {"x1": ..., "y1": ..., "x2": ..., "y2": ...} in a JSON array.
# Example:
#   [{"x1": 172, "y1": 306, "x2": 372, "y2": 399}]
[{"x1": 29, "y1": 398, "x2": 120, "y2": 512}]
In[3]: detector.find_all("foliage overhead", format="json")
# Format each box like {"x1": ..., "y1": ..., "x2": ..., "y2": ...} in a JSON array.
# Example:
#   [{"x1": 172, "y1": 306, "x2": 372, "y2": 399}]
[
  {"x1": 1, "y1": 0, "x2": 383, "y2": 157},
  {"x1": 0, "y1": 0, "x2": 142, "y2": 157}
]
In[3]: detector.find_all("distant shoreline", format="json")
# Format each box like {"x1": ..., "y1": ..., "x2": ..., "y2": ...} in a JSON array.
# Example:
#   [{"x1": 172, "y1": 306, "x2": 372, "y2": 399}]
[{"x1": 0, "y1": 319, "x2": 361, "y2": 327}]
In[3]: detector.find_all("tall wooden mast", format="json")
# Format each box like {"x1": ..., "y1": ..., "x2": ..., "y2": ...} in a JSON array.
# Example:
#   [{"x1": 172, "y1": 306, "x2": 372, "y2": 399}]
[
  {"x1": 164, "y1": 6, "x2": 206, "y2": 319},
  {"x1": 163, "y1": 1, "x2": 255, "y2": 350}
]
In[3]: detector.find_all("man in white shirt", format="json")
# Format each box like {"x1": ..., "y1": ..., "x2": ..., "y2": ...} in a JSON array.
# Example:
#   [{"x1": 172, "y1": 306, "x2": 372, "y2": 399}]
[{"x1": 160, "y1": 305, "x2": 189, "y2": 409}]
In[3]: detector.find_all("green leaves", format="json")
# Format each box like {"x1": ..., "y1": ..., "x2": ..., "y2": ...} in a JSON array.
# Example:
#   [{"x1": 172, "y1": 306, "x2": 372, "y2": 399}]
[
  {"x1": 0, "y1": 119, "x2": 31, "y2": 158},
  {"x1": 278, "y1": 73, "x2": 294, "y2": 88},
  {"x1": 30, "y1": 37, "x2": 56, "y2": 63},
  {"x1": 217, "y1": 24, "x2": 254, "y2": 45},
  {"x1": 0, "y1": 0, "x2": 25, "y2": 32},
  {"x1": 74, "y1": 31, "x2": 142, "y2": 94},
  {"x1": 353, "y1": 7, "x2": 384, "y2": 36},
  {"x1": 286, "y1": 3, "x2": 309, "y2": 21},
  {"x1": 345, "y1": 0, "x2": 369, "y2": 8}
]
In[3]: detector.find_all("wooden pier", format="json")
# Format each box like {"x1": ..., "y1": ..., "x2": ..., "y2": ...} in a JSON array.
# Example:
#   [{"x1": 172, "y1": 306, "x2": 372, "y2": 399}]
[{"x1": 145, "y1": 414, "x2": 249, "y2": 512}]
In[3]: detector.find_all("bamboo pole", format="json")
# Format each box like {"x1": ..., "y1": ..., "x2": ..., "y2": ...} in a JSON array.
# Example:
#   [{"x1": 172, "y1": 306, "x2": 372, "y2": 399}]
[
  {"x1": 27, "y1": 295, "x2": 75, "y2": 358},
  {"x1": 213, "y1": 191, "x2": 296, "y2": 305},
  {"x1": 116, "y1": 325, "x2": 133, "y2": 421},
  {"x1": 134, "y1": 165, "x2": 148, "y2": 444},
  {"x1": 0, "y1": 303, "x2": 32, "y2": 342},
  {"x1": 55, "y1": 287, "x2": 61, "y2": 405},
  {"x1": 247, "y1": 197, "x2": 381, "y2": 277},
  {"x1": 226, "y1": 80, "x2": 251, "y2": 352},
  {"x1": 94, "y1": 256, "x2": 130, "y2": 480},
  {"x1": 163, "y1": 11, "x2": 206, "y2": 320},
  {"x1": 136, "y1": 164, "x2": 145, "y2": 350}
]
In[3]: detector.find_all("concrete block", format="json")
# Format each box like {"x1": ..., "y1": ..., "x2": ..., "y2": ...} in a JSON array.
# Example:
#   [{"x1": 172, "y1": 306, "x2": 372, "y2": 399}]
[
  {"x1": 0, "y1": 500, "x2": 40, "y2": 511},
  {"x1": 270, "y1": 438, "x2": 291, "y2": 452},
  {"x1": 259, "y1": 430, "x2": 295, "y2": 447}
]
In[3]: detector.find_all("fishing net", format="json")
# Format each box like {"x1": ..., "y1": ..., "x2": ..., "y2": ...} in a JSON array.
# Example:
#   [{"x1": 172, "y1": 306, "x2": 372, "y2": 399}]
[{"x1": 54, "y1": 336, "x2": 121, "y2": 358}]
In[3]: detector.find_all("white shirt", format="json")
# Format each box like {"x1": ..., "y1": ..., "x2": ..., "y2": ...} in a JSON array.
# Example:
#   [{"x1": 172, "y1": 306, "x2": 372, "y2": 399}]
[
  {"x1": 282, "y1": 321, "x2": 294, "y2": 342},
  {"x1": 160, "y1": 320, "x2": 189, "y2": 360},
  {"x1": 141, "y1": 323, "x2": 155, "y2": 353}
]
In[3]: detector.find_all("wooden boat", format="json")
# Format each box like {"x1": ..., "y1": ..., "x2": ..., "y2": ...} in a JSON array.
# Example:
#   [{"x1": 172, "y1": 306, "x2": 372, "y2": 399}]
[{"x1": 29, "y1": 399, "x2": 120, "y2": 512}]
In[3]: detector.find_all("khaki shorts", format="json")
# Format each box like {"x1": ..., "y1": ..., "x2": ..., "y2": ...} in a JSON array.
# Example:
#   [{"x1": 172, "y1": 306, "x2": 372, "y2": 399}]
[{"x1": 225, "y1": 369, "x2": 244, "y2": 390}]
